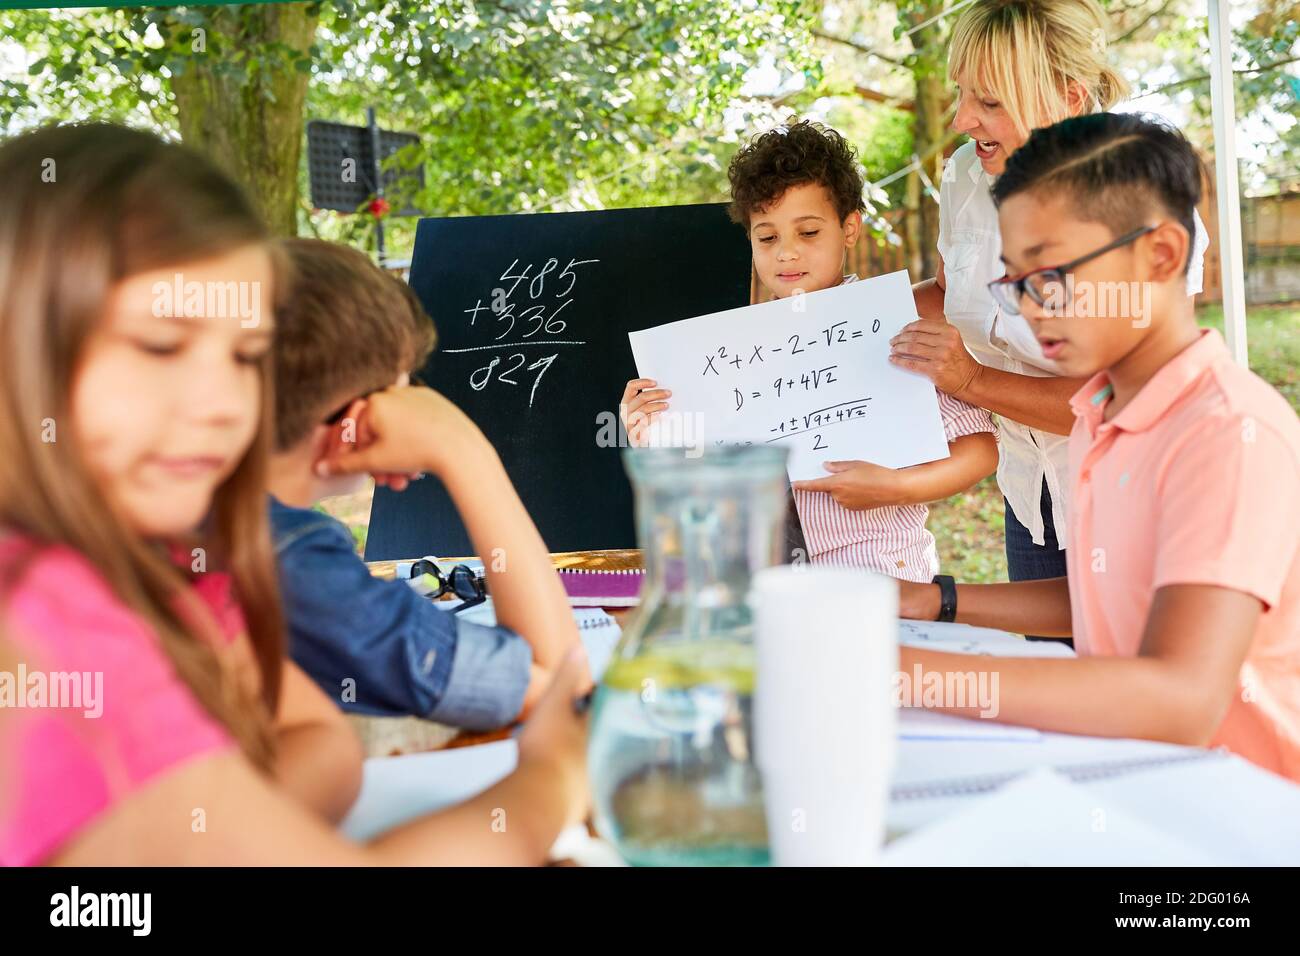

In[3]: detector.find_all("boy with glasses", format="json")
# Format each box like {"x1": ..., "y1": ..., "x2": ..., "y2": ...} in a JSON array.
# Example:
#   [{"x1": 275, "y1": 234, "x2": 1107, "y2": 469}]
[{"x1": 898, "y1": 113, "x2": 1300, "y2": 781}]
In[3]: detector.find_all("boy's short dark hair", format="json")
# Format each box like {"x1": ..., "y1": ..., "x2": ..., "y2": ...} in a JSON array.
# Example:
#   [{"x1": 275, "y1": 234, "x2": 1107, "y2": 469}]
[
  {"x1": 991, "y1": 112, "x2": 1203, "y2": 273},
  {"x1": 273, "y1": 239, "x2": 436, "y2": 452},
  {"x1": 727, "y1": 117, "x2": 867, "y2": 226}
]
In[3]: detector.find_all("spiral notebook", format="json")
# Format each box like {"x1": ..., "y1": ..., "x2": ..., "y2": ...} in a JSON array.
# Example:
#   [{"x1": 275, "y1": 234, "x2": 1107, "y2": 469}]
[
  {"x1": 890, "y1": 747, "x2": 1228, "y2": 803},
  {"x1": 432, "y1": 597, "x2": 622, "y2": 680},
  {"x1": 885, "y1": 749, "x2": 1300, "y2": 865},
  {"x1": 557, "y1": 567, "x2": 643, "y2": 608}
]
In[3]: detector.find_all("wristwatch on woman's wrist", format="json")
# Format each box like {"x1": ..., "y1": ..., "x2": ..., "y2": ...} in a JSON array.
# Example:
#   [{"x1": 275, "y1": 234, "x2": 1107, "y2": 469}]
[{"x1": 932, "y1": 574, "x2": 957, "y2": 623}]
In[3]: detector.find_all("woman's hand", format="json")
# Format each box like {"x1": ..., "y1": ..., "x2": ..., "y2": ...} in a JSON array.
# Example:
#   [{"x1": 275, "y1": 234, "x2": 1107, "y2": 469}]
[
  {"x1": 792, "y1": 460, "x2": 905, "y2": 510},
  {"x1": 619, "y1": 378, "x2": 671, "y2": 446},
  {"x1": 889, "y1": 318, "x2": 982, "y2": 398}
]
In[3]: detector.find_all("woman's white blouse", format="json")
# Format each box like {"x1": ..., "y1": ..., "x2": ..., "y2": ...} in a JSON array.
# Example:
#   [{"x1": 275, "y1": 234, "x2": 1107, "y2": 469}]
[{"x1": 936, "y1": 139, "x2": 1210, "y2": 548}]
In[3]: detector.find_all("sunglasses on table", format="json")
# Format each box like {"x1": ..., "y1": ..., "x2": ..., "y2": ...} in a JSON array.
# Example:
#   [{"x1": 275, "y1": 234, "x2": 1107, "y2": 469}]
[
  {"x1": 987, "y1": 225, "x2": 1157, "y2": 316},
  {"x1": 408, "y1": 557, "x2": 488, "y2": 614}
]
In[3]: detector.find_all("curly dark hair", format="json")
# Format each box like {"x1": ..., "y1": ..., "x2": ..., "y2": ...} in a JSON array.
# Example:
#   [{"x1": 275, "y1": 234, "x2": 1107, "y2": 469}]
[{"x1": 727, "y1": 118, "x2": 866, "y2": 226}]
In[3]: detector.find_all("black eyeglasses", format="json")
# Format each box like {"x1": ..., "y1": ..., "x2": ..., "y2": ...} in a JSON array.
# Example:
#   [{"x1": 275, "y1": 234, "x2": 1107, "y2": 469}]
[
  {"x1": 988, "y1": 225, "x2": 1156, "y2": 316},
  {"x1": 408, "y1": 557, "x2": 488, "y2": 614}
]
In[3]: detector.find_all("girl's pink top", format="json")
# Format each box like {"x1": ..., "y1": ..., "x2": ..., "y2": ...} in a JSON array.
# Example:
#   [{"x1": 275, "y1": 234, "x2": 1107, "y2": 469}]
[{"x1": 0, "y1": 540, "x2": 242, "y2": 865}]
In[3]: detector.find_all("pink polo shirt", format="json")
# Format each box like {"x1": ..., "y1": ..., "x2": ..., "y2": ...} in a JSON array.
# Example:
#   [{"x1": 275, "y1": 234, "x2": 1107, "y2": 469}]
[
  {"x1": 1066, "y1": 329, "x2": 1300, "y2": 782},
  {"x1": 0, "y1": 539, "x2": 240, "y2": 865}
]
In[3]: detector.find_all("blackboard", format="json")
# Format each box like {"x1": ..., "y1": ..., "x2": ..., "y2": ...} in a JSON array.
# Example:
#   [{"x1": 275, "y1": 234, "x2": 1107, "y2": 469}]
[{"x1": 363, "y1": 203, "x2": 753, "y2": 560}]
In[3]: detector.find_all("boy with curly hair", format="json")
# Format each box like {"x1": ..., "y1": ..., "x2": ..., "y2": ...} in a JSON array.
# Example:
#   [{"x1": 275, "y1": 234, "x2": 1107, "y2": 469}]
[{"x1": 620, "y1": 119, "x2": 997, "y2": 580}]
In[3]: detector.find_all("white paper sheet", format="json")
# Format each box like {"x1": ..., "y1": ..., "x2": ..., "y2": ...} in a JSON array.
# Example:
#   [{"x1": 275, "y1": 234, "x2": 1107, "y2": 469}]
[
  {"x1": 898, "y1": 619, "x2": 1076, "y2": 658},
  {"x1": 340, "y1": 740, "x2": 518, "y2": 841},
  {"x1": 339, "y1": 741, "x2": 626, "y2": 865},
  {"x1": 1083, "y1": 755, "x2": 1300, "y2": 865},
  {"x1": 897, "y1": 708, "x2": 1042, "y2": 742},
  {"x1": 627, "y1": 270, "x2": 949, "y2": 481},
  {"x1": 430, "y1": 595, "x2": 622, "y2": 680},
  {"x1": 883, "y1": 768, "x2": 1225, "y2": 866}
]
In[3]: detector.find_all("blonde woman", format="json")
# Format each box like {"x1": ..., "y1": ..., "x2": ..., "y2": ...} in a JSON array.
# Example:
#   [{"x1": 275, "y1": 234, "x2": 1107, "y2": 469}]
[{"x1": 885, "y1": 0, "x2": 1209, "y2": 623}]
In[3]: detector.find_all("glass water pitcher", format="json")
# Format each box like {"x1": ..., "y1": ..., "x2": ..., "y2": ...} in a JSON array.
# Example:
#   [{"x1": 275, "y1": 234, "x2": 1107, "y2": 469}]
[{"x1": 587, "y1": 445, "x2": 789, "y2": 866}]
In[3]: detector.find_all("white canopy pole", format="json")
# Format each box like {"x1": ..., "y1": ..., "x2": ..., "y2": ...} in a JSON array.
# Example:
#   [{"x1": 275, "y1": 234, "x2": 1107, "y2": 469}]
[{"x1": 1208, "y1": 0, "x2": 1249, "y2": 365}]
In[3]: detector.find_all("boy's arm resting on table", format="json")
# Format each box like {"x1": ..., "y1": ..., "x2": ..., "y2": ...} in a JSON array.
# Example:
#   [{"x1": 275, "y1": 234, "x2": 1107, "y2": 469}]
[
  {"x1": 317, "y1": 387, "x2": 581, "y2": 686},
  {"x1": 901, "y1": 575, "x2": 1074, "y2": 637},
  {"x1": 277, "y1": 514, "x2": 532, "y2": 730},
  {"x1": 439, "y1": 436, "x2": 578, "y2": 678},
  {"x1": 900, "y1": 584, "x2": 1262, "y2": 746}
]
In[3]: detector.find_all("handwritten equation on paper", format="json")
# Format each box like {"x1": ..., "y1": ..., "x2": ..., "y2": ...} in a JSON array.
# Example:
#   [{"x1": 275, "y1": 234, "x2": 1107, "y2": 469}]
[
  {"x1": 627, "y1": 270, "x2": 949, "y2": 481},
  {"x1": 441, "y1": 256, "x2": 600, "y2": 408}
]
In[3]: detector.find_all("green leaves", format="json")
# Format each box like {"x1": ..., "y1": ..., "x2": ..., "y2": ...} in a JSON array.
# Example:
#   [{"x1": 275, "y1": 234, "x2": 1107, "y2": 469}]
[{"x1": 3, "y1": 0, "x2": 831, "y2": 238}]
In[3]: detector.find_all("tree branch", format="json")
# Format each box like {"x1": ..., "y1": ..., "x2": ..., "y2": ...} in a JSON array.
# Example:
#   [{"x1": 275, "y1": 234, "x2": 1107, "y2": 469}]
[
  {"x1": 1136, "y1": 54, "x2": 1300, "y2": 100},
  {"x1": 852, "y1": 84, "x2": 914, "y2": 111},
  {"x1": 812, "y1": 28, "x2": 909, "y2": 69},
  {"x1": 753, "y1": 84, "x2": 914, "y2": 112},
  {"x1": 1112, "y1": 0, "x2": 1175, "y2": 46}
]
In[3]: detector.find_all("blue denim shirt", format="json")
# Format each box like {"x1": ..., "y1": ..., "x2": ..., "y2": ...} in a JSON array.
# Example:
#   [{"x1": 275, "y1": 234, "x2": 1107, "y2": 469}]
[{"x1": 269, "y1": 496, "x2": 531, "y2": 730}]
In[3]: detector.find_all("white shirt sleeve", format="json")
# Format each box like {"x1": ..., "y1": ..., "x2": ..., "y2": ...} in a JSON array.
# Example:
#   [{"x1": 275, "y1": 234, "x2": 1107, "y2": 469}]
[{"x1": 936, "y1": 152, "x2": 957, "y2": 269}]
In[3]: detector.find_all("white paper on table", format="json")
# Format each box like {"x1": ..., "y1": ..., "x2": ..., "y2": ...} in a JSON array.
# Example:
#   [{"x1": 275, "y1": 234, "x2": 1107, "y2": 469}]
[
  {"x1": 627, "y1": 270, "x2": 949, "y2": 481},
  {"x1": 892, "y1": 621, "x2": 1070, "y2": 742},
  {"x1": 898, "y1": 619, "x2": 1076, "y2": 658},
  {"x1": 1083, "y1": 754, "x2": 1300, "y2": 865},
  {"x1": 340, "y1": 742, "x2": 627, "y2": 865},
  {"x1": 341, "y1": 740, "x2": 518, "y2": 841},
  {"x1": 434, "y1": 596, "x2": 622, "y2": 680},
  {"x1": 883, "y1": 768, "x2": 1225, "y2": 866},
  {"x1": 897, "y1": 708, "x2": 1041, "y2": 742}
]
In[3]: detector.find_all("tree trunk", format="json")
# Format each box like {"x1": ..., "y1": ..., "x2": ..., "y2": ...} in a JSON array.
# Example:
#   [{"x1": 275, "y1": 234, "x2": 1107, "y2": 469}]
[
  {"x1": 170, "y1": 3, "x2": 319, "y2": 236},
  {"x1": 903, "y1": 1, "x2": 953, "y2": 280}
]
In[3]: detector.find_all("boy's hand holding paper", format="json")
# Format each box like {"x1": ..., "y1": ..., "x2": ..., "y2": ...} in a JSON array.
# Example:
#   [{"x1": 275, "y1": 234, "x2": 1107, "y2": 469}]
[
  {"x1": 628, "y1": 270, "x2": 949, "y2": 481},
  {"x1": 790, "y1": 458, "x2": 904, "y2": 509}
]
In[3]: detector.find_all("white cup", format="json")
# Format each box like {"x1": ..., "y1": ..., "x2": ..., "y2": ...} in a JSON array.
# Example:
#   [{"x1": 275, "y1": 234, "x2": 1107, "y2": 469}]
[{"x1": 751, "y1": 565, "x2": 899, "y2": 866}]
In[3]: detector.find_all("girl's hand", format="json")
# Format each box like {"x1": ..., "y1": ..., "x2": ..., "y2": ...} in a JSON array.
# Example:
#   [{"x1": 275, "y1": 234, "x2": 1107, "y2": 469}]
[
  {"x1": 792, "y1": 460, "x2": 905, "y2": 510},
  {"x1": 619, "y1": 378, "x2": 671, "y2": 446},
  {"x1": 516, "y1": 645, "x2": 593, "y2": 829},
  {"x1": 889, "y1": 318, "x2": 981, "y2": 398}
]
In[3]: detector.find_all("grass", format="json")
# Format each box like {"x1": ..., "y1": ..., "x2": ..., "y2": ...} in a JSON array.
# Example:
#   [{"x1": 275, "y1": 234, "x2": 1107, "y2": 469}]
[
  {"x1": 320, "y1": 302, "x2": 1300, "y2": 583},
  {"x1": 1196, "y1": 302, "x2": 1300, "y2": 414}
]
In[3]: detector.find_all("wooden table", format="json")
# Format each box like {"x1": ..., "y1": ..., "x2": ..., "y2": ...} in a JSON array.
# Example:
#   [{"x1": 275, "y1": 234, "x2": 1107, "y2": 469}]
[{"x1": 353, "y1": 549, "x2": 642, "y2": 757}]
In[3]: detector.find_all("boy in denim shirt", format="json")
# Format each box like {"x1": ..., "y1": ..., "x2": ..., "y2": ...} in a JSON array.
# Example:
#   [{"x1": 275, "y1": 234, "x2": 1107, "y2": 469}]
[{"x1": 268, "y1": 239, "x2": 579, "y2": 729}]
